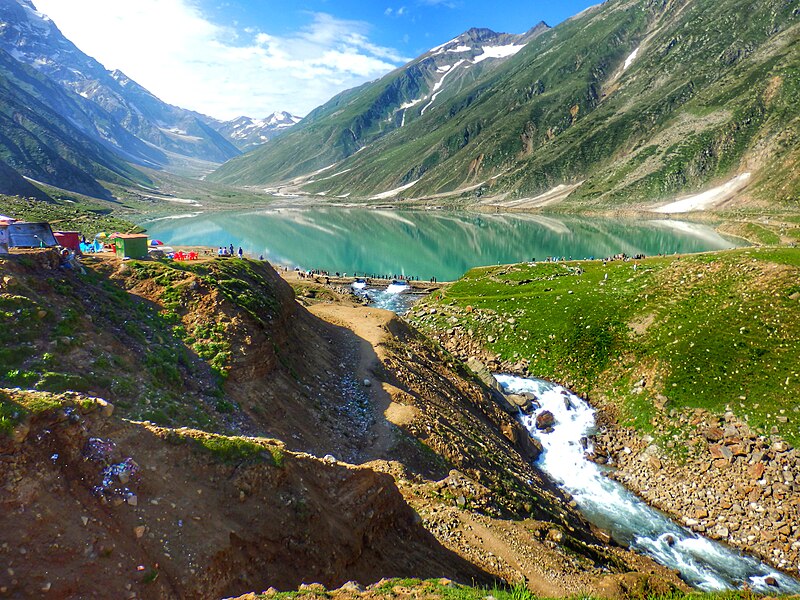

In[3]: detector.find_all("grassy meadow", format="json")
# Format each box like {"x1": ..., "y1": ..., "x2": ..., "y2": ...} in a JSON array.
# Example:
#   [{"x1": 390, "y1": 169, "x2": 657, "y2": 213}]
[{"x1": 410, "y1": 248, "x2": 800, "y2": 446}]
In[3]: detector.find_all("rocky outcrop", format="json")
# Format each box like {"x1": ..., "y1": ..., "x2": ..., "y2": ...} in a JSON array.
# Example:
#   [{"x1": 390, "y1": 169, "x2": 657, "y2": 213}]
[{"x1": 0, "y1": 392, "x2": 490, "y2": 599}]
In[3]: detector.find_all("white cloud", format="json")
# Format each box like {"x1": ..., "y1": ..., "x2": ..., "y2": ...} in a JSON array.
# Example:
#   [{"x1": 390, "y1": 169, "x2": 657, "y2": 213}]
[
  {"x1": 385, "y1": 6, "x2": 408, "y2": 17},
  {"x1": 32, "y1": 0, "x2": 408, "y2": 119}
]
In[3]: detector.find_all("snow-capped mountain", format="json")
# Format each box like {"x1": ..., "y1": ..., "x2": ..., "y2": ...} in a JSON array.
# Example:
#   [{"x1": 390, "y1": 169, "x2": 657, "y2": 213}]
[
  {"x1": 216, "y1": 112, "x2": 303, "y2": 151},
  {"x1": 0, "y1": 0, "x2": 240, "y2": 170},
  {"x1": 211, "y1": 24, "x2": 549, "y2": 185}
]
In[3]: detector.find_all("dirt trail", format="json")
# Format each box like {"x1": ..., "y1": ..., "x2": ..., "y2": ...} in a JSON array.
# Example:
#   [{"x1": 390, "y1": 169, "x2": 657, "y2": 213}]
[{"x1": 309, "y1": 304, "x2": 400, "y2": 461}]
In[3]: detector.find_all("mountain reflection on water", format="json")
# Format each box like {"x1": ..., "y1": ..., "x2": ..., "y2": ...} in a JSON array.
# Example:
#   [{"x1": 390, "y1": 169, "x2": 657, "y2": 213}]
[{"x1": 142, "y1": 208, "x2": 744, "y2": 282}]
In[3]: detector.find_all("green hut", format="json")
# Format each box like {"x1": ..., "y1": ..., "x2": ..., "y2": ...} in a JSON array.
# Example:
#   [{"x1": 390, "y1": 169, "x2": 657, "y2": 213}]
[{"x1": 114, "y1": 234, "x2": 148, "y2": 259}]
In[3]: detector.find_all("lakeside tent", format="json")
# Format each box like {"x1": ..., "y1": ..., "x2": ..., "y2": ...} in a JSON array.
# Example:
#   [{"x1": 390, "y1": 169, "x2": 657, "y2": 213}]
[
  {"x1": 7, "y1": 222, "x2": 57, "y2": 248},
  {"x1": 53, "y1": 231, "x2": 81, "y2": 251}
]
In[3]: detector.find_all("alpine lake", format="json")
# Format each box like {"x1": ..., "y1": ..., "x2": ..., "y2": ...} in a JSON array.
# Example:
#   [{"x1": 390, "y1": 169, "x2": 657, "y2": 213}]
[{"x1": 141, "y1": 207, "x2": 745, "y2": 282}]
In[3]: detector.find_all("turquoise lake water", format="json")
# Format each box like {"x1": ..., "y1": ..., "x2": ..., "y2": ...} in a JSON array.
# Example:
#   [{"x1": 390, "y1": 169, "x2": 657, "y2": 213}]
[{"x1": 141, "y1": 208, "x2": 744, "y2": 281}]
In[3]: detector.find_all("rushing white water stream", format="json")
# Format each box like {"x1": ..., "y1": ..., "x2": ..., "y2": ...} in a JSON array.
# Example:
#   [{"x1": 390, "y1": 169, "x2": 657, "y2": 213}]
[
  {"x1": 352, "y1": 281, "x2": 419, "y2": 314},
  {"x1": 496, "y1": 374, "x2": 800, "y2": 593}
]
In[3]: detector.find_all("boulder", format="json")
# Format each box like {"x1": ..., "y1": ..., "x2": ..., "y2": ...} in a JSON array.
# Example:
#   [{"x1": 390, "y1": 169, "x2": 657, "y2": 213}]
[
  {"x1": 520, "y1": 433, "x2": 544, "y2": 462},
  {"x1": 507, "y1": 394, "x2": 534, "y2": 414},
  {"x1": 536, "y1": 411, "x2": 555, "y2": 430}
]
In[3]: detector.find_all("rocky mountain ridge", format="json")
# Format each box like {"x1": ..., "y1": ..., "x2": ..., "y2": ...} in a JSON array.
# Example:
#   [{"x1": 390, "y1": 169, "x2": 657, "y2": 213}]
[
  {"x1": 0, "y1": 0, "x2": 301, "y2": 198},
  {"x1": 0, "y1": 0, "x2": 240, "y2": 167},
  {"x1": 0, "y1": 46, "x2": 154, "y2": 199}
]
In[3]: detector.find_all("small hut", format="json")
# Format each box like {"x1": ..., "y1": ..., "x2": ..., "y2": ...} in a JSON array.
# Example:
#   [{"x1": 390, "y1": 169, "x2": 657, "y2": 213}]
[{"x1": 114, "y1": 234, "x2": 148, "y2": 259}]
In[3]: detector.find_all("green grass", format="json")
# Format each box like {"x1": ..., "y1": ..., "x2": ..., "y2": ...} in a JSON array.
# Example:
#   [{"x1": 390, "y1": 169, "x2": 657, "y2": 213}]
[
  {"x1": 175, "y1": 430, "x2": 285, "y2": 466},
  {"x1": 251, "y1": 578, "x2": 764, "y2": 600},
  {"x1": 411, "y1": 248, "x2": 800, "y2": 446},
  {"x1": 0, "y1": 195, "x2": 143, "y2": 238}
]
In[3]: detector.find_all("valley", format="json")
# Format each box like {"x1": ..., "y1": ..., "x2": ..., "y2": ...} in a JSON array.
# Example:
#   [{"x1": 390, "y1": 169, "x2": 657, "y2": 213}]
[{"x1": 1, "y1": 0, "x2": 800, "y2": 596}]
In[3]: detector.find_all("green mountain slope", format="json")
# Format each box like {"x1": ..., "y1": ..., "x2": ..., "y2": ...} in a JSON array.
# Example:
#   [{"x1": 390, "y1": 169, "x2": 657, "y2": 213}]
[
  {"x1": 211, "y1": 0, "x2": 800, "y2": 210},
  {"x1": 0, "y1": 49, "x2": 151, "y2": 199}
]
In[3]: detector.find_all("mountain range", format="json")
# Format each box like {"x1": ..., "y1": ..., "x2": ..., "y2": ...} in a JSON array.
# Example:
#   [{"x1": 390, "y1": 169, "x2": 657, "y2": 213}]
[
  {"x1": 218, "y1": 112, "x2": 304, "y2": 152},
  {"x1": 1, "y1": 0, "x2": 798, "y2": 211},
  {"x1": 211, "y1": 0, "x2": 800, "y2": 211},
  {"x1": 0, "y1": 0, "x2": 299, "y2": 197},
  {"x1": 210, "y1": 24, "x2": 549, "y2": 189}
]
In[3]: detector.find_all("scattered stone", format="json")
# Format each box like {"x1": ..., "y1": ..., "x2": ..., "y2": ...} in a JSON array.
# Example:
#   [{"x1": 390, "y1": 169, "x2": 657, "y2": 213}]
[
  {"x1": 748, "y1": 462, "x2": 766, "y2": 479},
  {"x1": 363, "y1": 379, "x2": 371, "y2": 387},
  {"x1": 708, "y1": 444, "x2": 732, "y2": 461},
  {"x1": 11, "y1": 421, "x2": 30, "y2": 444},
  {"x1": 546, "y1": 529, "x2": 563, "y2": 543},
  {"x1": 338, "y1": 581, "x2": 364, "y2": 593},
  {"x1": 133, "y1": 526, "x2": 146, "y2": 539}
]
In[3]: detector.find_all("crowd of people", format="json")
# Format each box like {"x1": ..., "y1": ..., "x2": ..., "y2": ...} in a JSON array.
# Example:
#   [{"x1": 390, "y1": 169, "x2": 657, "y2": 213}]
[
  {"x1": 534, "y1": 252, "x2": 648, "y2": 263},
  {"x1": 290, "y1": 267, "x2": 431, "y2": 282}
]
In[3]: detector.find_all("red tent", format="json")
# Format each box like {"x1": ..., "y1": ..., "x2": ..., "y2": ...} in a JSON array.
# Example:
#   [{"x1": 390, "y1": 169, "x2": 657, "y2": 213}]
[{"x1": 53, "y1": 231, "x2": 81, "y2": 251}]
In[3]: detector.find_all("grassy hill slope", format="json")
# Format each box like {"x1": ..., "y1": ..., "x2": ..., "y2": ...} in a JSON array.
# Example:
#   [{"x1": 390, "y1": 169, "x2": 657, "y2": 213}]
[{"x1": 410, "y1": 248, "x2": 800, "y2": 445}]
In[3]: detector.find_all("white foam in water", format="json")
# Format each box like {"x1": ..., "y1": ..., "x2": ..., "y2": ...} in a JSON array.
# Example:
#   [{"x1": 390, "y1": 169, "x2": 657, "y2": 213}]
[
  {"x1": 495, "y1": 374, "x2": 800, "y2": 593},
  {"x1": 351, "y1": 281, "x2": 367, "y2": 290},
  {"x1": 361, "y1": 282, "x2": 417, "y2": 314},
  {"x1": 385, "y1": 282, "x2": 409, "y2": 293}
]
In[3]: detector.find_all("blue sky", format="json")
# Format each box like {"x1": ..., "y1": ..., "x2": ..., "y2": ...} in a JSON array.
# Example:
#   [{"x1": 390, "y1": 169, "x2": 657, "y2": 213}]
[{"x1": 33, "y1": 0, "x2": 598, "y2": 120}]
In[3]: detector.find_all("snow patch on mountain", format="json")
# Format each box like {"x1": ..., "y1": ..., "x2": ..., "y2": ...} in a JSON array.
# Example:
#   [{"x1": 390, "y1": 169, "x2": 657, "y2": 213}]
[
  {"x1": 447, "y1": 45, "x2": 472, "y2": 53},
  {"x1": 429, "y1": 37, "x2": 459, "y2": 54},
  {"x1": 217, "y1": 111, "x2": 301, "y2": 149},
  {"x1": 421, "y1": 59, "x2": 466, "y2": 115},
  {"x1": 624, "y1": 46, "x2": 640, "y2": 70},
  {"x1": 398, "y1": 97, "x2": 425, "y2": 127},
  {"x1": 473, "y1": 44, "x2": 526, "y2": 63},
  {"x1": 370, "y1": 179, "x2": 420, "y2": 200}
]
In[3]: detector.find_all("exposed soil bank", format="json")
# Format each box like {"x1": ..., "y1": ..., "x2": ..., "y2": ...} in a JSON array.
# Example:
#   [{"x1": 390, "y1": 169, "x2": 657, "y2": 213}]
[{"x1": 0, "y1": 251, "x2": 685, "y2": 599}]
